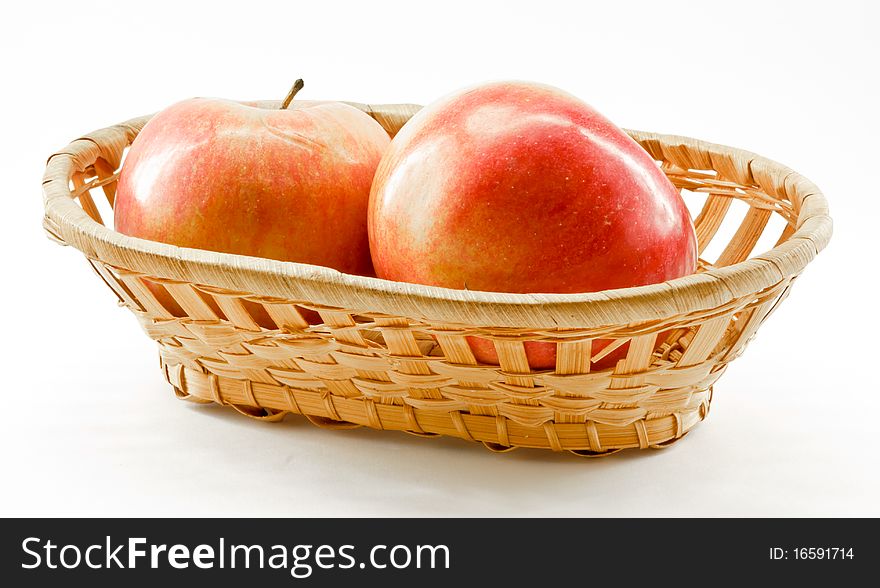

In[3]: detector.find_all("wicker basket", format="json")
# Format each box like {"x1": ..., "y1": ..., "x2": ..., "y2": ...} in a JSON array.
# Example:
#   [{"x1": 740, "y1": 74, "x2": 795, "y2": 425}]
[{"x1": 42, "y1": 101, "x2": 832, "y2": 456}]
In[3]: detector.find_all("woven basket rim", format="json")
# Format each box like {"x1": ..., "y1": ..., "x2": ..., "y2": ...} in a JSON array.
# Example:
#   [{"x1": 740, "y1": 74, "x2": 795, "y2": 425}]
[{"x1": 42, "y1": 104, "x2": 832, "y2": 329}]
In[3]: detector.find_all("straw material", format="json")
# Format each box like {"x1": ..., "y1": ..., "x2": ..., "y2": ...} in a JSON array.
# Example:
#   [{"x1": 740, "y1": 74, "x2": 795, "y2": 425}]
[{"x1": 42, "y1": 101, "x2": 832, "y2": 456}]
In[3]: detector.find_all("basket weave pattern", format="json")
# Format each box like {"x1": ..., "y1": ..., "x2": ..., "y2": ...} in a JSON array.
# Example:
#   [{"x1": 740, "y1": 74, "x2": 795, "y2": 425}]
[{"x1": 42, "y1": 103, "x2": 831, "y2": 456}]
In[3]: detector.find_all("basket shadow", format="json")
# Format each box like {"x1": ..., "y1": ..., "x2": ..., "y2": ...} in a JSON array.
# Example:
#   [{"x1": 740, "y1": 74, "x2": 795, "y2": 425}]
[{"x1": 182, "y1": 401, "x2": 676, "y2": 515}]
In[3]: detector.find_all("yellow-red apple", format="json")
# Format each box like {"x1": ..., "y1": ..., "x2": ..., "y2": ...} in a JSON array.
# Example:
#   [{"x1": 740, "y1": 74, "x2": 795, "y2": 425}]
[
  {"x1": 115, "y1": 91, "x2": 389, "y2": 323},
  {"x1": 368, "y1": 81, "x2": 697, "y2": 370}
]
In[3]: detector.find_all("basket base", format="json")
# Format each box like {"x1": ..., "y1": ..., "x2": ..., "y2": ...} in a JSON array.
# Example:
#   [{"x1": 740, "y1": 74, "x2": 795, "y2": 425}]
[{"x1": 161, "y1": 358, "x2": 710, "y2": 455}]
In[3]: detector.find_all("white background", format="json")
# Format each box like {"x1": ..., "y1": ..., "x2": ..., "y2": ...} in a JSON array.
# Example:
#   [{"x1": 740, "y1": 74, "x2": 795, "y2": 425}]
[{"x1": 3, "y1": 0, "x2": 878, "y2": 516}]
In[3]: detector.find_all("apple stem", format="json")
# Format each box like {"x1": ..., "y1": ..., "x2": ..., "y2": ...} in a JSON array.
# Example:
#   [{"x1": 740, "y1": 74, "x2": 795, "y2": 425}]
[{"x1": 280, "y1": 79, "x2": 305, "y2": 109}]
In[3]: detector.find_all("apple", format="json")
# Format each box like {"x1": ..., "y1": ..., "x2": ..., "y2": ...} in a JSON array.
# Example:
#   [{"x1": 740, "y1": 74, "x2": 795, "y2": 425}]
[
  {"x1": 114, "y1": 82, "x2": 390, "y2": 325},
  {"x1": 369, "y1": 81, "x2": 697, "y2": 370}
]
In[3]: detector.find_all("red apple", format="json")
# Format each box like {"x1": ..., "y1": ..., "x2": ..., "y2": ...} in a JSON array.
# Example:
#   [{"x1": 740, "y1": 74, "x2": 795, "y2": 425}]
[
  {"x1": 115, "y1": 89, "x2": 390, "y2": 325},
  {"x1": 369, "y1": 81, "x2": 697, "y2": 370}
]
